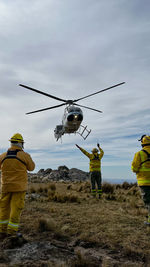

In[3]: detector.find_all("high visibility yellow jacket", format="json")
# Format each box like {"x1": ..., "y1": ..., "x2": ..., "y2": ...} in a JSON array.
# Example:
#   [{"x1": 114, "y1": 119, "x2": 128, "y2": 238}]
[
  {"x1": 131, "y1": 146, "x2": 150, "y2": 186},
  {"x1": 0, "y1": 145, "x2": 35, "y2": 192},
  {"x1": 78, "y1": 146, "x2": 104, "y2": 172}
]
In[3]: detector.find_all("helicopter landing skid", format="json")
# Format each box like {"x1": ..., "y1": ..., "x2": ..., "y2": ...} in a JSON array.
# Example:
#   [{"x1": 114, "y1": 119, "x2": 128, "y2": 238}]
[{"x1": 77, "y1": 125, "x2": 91, "y2": 140}]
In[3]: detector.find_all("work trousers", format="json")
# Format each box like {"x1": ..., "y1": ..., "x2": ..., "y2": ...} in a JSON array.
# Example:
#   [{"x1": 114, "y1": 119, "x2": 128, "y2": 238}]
[
  {"x1": 140, "y1": 186, "x2": 150, "y2": 205},
  {"x1": 140, "y1": 186, "x2": 150, "y2": 223},
  {"x1": 90, "y1": 171, "x2": 102, "y2": 197},
  {"x1": 0, "y1": 191, "x2": 25, "y2": 235}
]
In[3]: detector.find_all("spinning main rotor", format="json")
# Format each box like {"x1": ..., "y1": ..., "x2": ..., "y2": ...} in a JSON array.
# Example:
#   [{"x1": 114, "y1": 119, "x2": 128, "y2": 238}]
[{"x1": 19, "y1": 82, "x2": 125, "y2": 114}]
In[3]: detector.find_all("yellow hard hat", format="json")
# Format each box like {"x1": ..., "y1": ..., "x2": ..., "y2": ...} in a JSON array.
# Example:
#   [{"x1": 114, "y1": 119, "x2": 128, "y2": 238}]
[
  {"x1": 92, "y1": 148, "x2": 98, "y2": 153},
  {"x1": 9, "y1": 133, "x2": 24, "y2": 143},
  {"x1": 141, "y1": 135, "x2": 150, "y2": 146}
]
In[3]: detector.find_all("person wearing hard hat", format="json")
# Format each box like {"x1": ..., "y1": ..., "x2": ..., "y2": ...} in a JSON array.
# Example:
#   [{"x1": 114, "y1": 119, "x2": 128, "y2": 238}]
[
  {"x1": 76, "y1": 143, "x2": 104, "y2": 198},
  {"x1": 132, "y1": 135, "x2": 150, "y2": 225},
  {"x1": 0, "y1": 133, "x2": 35, "y2": 240}
]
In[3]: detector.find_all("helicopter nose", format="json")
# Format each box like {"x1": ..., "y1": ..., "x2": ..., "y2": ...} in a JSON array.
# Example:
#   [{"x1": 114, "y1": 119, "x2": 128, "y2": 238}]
[
  {"x1": 77, "y1": 114, "x2": 83, "y2": 121},
  {"x1": 67, "y1": 114, "x2": 83, "y2": 122},
  {"x1": 67, "y1": 114, "x2": 74, "y2": 121}
]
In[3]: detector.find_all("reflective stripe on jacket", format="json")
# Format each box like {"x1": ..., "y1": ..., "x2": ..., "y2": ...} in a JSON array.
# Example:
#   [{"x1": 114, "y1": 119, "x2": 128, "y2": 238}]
[
  {"x1": 78, "y1": 146, "x2": 104, "y2": 172},
  {"x1": 131, "y1": 147, "x2": 150, "y2": 186},
  {"x1": 0, "y1": 145, "x2": 35, "y2": 192}
]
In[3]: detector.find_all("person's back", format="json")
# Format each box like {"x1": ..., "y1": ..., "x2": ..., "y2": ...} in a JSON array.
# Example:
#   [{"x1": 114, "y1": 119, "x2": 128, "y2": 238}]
[
  {"x1": 0, "y1": 133, "x2": 35, "y2": 239},
  {"x1": 0, "y1": 145, "x2": 35, "y2": 192}
]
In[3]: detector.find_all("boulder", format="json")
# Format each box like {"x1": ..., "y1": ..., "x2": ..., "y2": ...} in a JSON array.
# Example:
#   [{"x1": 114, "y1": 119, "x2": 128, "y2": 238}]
[
  {"x1": 58, "y1": 165, "x2": 69, "y2": 172},
  {"x1": 43, "y1": 168, "x2": 52, "y2": 175},
  {"x1": 28, "y1": 166, "x2": 89, "y2": 183},
  {"x1": 37, "y1": 169, "x2": 45, "y2": 175}
]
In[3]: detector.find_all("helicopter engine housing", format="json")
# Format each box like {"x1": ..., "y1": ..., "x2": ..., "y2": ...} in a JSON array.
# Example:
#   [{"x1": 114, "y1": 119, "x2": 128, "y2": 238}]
[{"x1": 54, "y1": 124, "x2": 65, "y2": 140}]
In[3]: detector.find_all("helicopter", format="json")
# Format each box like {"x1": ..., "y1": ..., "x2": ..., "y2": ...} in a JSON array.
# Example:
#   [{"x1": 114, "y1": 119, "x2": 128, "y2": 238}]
[{"x1": 19, "y1": 82, "x2": 125, "y2": 141}]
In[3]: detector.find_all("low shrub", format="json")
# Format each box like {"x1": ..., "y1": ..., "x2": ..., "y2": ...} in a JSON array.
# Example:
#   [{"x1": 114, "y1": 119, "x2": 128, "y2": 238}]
[
  {"x1": 102, "y1": 182, "x2": 115, "y2": 194},
  {"x1": 29, "y1": 186, "x2": 36, "y2": 194},
  {"x1": 49, "y1": 193, "x2": 80, "y2": 203},
  {"x1": 67, "y1": 184, "x2": 72, "y2": 190},
  {"x1": 49, "y1": 183, "x2": 56, "y2": 191},
  {"x1": 37, "y1": 218, "x2": 56, "y2": 233},
  {"x1": 122, "y1": 182, "x2": 136, "y2": 190}
]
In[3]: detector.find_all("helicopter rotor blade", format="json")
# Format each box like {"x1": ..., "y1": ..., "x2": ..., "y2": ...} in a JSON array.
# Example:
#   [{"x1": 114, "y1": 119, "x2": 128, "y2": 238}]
[
  {"x1": 19, "y1": 84, "x2": 67, "y2": 103},
  {"x1": 74, "y1": 103, "x2": 103, "y2": 113},
  {"x1": 26, "y1": 103, "x2": 66, "y2": 115},
  {"x1": 73, "y1": 82, "x2": 125, "y2": 102}
]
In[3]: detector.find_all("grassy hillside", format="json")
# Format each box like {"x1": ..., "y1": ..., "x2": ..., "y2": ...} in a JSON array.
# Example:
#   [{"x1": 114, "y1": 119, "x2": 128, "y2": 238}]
[{"x1": 0, "y1": 181, "x2": 150, "y2": 266}]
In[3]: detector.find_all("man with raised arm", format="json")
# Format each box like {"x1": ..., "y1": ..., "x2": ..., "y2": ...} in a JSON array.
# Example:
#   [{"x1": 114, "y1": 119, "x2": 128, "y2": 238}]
[{"x1": 76, "y1": 143, "x2": 104, "y2": 198}]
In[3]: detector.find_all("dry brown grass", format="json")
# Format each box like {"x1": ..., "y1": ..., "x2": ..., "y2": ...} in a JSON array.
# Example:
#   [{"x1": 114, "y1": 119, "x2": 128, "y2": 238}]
[{"x1": 22, "y1": 181, "x2": 150, "y2": 264}]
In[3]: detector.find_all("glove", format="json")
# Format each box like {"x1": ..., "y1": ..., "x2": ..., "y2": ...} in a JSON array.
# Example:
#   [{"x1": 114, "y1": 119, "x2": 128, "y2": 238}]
[{"x1": 97, "y1": 143, "x2": 100, "y2": 148}]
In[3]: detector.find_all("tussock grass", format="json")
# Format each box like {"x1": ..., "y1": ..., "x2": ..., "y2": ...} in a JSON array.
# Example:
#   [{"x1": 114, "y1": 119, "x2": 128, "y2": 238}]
[
  {"x1": 37, "y1": 218, "x2": 56, "y2": 233},
  {"x1": 29, "y1": 184, "x2": 49, "y2": 195},
  {"x1": 29, "y1": 185, "x2": 36, "y2": 194},
  {"x1": 67, "y1": 184, "x2": 72, "y2": 190},
  {"x1": 102, "y1": 182, "x2": 115, "y2": 194},
  {"x1": 48, "y1": 183, "x2": 56, "y2": 191},
  {"x1": 49, "y1": 192, "x2": 80, "y2": 203},
  {"x1": 121, "y1": 181, "x2": 136, "y2": 190},
  {"x1": 36, "y1": 217, "x2": 68, "y2": 241},
  {"x1": 73, "y1": 249, "x2": 100, "y2": 267},
  {"x1": 28, "y1": 182, "x2": 56, "y2": 194}
]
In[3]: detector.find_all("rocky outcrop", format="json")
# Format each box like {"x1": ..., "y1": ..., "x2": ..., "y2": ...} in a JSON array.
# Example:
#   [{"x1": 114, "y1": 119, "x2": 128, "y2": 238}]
[{"x1": 28, "y1": 165, "x2": 89, "y2": 183}]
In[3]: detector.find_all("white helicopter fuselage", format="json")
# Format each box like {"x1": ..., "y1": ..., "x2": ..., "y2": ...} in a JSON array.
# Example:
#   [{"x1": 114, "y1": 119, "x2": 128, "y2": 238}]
[
  {"x1": 63, "y1": 105, "x2": 83, "y2": 133},
  {"x1": 54, "y1": 105, "x2": 83, "y2": 140}
]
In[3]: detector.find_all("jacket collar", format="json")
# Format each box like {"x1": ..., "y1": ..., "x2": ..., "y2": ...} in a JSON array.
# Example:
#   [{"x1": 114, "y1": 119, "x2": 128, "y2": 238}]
[{"x1": 8, "y1": 145, "x2": 23, "y2": 151}]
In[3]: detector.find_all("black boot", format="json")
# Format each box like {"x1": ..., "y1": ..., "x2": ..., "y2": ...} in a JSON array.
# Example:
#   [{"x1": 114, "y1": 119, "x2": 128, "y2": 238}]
[{"x1": 0, "y1": 232, "x2": 7, "y2": 240}]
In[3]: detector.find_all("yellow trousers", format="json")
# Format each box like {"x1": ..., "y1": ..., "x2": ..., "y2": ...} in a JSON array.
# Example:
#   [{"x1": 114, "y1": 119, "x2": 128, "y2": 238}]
[{"x1": 0, "y1": 192, "x2": 25, "y2": 235}]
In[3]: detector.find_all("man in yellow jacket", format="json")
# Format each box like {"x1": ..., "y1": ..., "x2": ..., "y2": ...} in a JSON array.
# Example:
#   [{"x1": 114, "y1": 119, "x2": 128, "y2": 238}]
[
  {"x1": 132, "y1": 135, "x2": 150, "y2": 225},
  {"x1": 76, "y1": 143, "x2": 104, "y2": 198},
  {"x1": 0, "y1": 133, "x2": 35, "y2": 239}
]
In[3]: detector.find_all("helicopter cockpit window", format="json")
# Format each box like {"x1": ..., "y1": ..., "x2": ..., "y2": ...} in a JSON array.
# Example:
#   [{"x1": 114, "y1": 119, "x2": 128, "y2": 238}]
[
  {"x1": 68, "y1": 107, "x2": 75, "y2": 112},
  {"x1": 75, "y1": 108, "x2": 81, "y2": 112},
  {"x1": 68, "y1": 107, "x2": 81, "y2": 113}
]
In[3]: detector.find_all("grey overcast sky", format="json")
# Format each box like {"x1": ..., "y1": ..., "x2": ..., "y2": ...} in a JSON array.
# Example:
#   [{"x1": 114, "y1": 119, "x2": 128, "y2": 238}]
[{"x1": 0, "y1": 0, "x2": 150, "y2": 182}]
